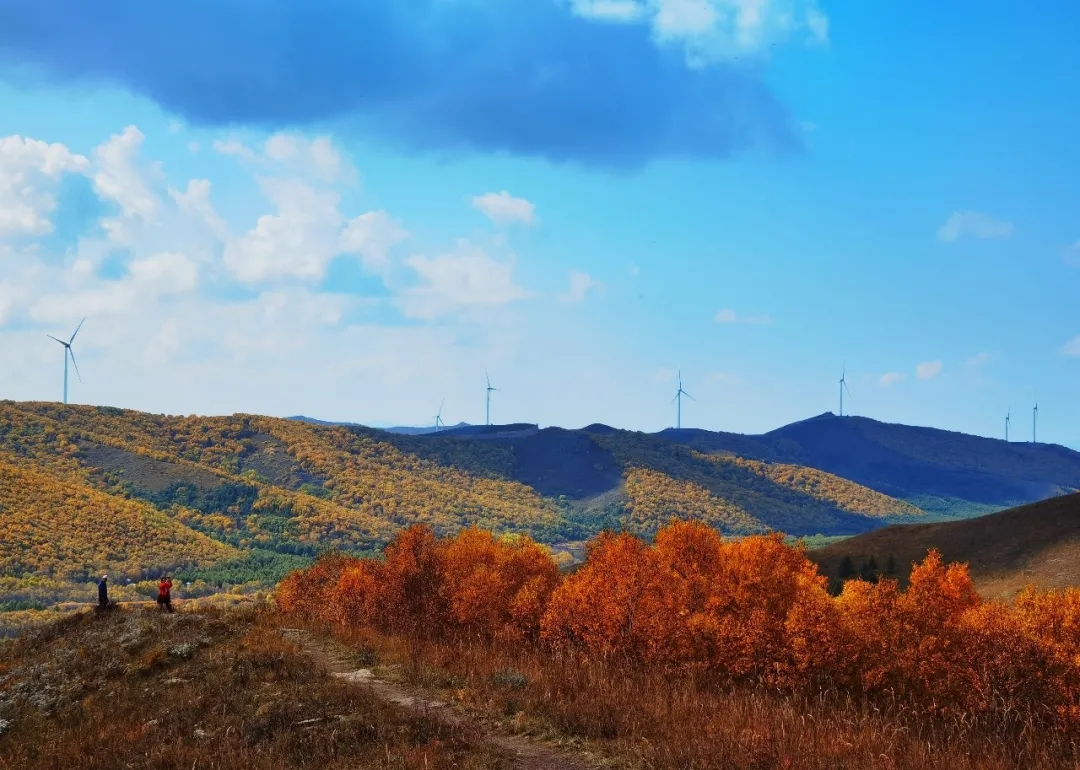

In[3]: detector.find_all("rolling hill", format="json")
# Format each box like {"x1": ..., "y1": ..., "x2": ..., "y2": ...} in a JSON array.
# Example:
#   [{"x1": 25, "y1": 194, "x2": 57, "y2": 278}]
[
  {"x1": 808, "y1": 492, "x2": 1080, "y2": 599},
  {"x1": 3, "y1": 399, "x2": 1079, "y2": 612},
  {"x1": 656, "y1": 412, "x2": 1080, "y2": 517}
]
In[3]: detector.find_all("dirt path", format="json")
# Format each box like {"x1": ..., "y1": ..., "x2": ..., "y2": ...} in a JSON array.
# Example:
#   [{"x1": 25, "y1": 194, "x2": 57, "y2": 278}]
[{"x1": 279, "y1": 627, "x2": 597, "y2": 770}]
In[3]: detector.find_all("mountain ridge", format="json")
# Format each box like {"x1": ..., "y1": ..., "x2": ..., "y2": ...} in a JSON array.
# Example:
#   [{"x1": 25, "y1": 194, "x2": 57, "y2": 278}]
[{"x1": 3, "y1": 400, "x2": 1079, "y2": 616}]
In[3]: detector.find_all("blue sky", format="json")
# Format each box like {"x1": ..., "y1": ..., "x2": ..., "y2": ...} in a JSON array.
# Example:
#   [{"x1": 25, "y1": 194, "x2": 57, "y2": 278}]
[{"x1": 0, "y1": 0, "x2": 1077, "y2": 445}]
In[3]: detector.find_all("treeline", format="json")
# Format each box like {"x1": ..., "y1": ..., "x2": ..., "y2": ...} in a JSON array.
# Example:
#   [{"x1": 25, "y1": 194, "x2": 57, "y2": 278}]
[{"x1": 278, "y1": 522, "x2": 1080, "y2": 734}]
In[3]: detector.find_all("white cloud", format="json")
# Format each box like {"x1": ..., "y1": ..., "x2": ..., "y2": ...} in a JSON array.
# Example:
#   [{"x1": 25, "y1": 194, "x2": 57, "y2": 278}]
[
  {"x1": 571, "y1": 0, "x2": 647, "y2": 21},
  {"x1": 398, "y1": 242, "x2": 528, "y2": 319},
  {"x1": 964, "y1": 352, "x2": 993, "y2": 369},
  {"x1": 937, "y1": 211, "x2": 1014, "y2": 243},
  {"x1": 471, "y1": 191, "x2": 537, "y2": 226},
  {"x1": 128, "y1": 252, "x2": 200, "y2": 295},
  {"x1": 169, "y1": 179, "x2": 227, "y2": 238},
  {"x1": 1064, "y1": 240, "x2": 1080, "y2": 266},
  {"x1": 878, "y1": 372, "x2": 904, "y2": 387},
  {"x1": 806, "y1": 9, "x2": 829, "y2": 42},
  {"x1": 630, "y1": 0, "x2": 829, "y2": 64},
  {"x1": 27, "y1": 252, "x2": 200, "y2": 324},
  {"x1": 263, "y1": 134, "x2": 356, "y2": 185},
  {"x1": 92, "y1": 126, "x2": 160, "y2": 222},
  {"x1": 0, "y1": 135, "x2": 90, "y2": 237},
  {"x1": 915, "y1": 360, "x2": 943, "y2": 381},
  {"x1": 211, "y1": 138, "x2": 257, "y2": 161},
  {"x1": 557, "y1": 271, "x2": 601, "y2": 303},
  {"x1": 654, "y1": 0, "x2": 719, "y2": 38},
  {"x1": 223, "y1": 179, "x2": 345, "y2": 283},
  {"x1": 714, "y1": 308, "x2": 771, "y2": 325},
  {"x1": 213, "y1": 134, "x2": 356, "y2": 184},
  {"x1": 1062, "y1": 336, "x2": 1080, "y2": 357},
  {"x1": 340, "y1": 211, "x2": 408, "y2": 275}
]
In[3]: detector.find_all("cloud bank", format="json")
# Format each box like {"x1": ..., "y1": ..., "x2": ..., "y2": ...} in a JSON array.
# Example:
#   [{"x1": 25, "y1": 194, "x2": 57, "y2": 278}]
[{"x1": 0, "y1": 0, "x2": 824, "y2": 167}]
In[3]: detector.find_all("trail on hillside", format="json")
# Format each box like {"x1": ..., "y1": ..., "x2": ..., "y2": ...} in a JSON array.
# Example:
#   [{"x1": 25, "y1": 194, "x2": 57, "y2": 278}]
[{"x1": 278, "y1": 627, "x2": 598, "y2": 770}]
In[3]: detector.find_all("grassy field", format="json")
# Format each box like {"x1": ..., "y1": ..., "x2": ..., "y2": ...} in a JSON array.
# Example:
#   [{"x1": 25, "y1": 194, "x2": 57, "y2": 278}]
[{"x1": 0, "y1": 606, "x2": 507, "y2": 770}]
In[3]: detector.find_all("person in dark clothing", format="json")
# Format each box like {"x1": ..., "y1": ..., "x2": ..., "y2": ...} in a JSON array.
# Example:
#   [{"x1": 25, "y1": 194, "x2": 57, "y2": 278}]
[
  {"x1": 157, "y1": 576, "x2": 173, "y2": 613},
  {"x1": 97, "y1": 575, "x2": 109, "y2": 608}
]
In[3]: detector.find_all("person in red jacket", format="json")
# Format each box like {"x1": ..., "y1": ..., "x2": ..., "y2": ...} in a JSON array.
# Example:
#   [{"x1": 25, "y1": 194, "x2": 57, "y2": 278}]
[{"x1": 157, "y1": 576, "x2": 173, "y2": 613}]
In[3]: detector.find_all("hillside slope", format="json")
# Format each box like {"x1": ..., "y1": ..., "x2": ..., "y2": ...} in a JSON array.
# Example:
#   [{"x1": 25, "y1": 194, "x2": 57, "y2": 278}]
[
  {"x1": 658, "y1": 413, "x2": 1080, "y2": 517},
  {"x1": 0, "y1": 458, "x2": 238, "y2": 581},
  {"x1": 16, "y1": 400, "x2": 1067, "y2": 613},
  {"x1": 808, "y1": 492, "x2": 1080, "y2": 598}
]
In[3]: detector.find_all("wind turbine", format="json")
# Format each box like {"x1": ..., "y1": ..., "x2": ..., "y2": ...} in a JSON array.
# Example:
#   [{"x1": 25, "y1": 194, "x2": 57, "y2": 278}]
[
  {"x1": 1033, "y1": 399, "x2": 1039, "y2": 444},
  {"x1": 434, "y1": 399, "x2": 445, "y2": 432},
  {"x1": 485, "y1": 373, "x2": 498, "y2": 426},
  {"x1": 48, "y1": 318, "x2": 85, "y2": 405},
  {"x1": 672, "y1": 370, "x2": 694, "y2": 430},
  {"x1": 1005, "y1": 407, "x2": 1011, "y2": 442},
  {"x1": 839, "y1": 367, "x2": 851, "y2": 417}
]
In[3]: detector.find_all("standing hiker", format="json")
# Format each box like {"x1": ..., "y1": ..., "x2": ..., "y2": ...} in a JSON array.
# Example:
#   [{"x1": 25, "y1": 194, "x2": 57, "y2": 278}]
[
  {"x1": 97, "y1": 574, "x2": 109, "y2": 608},
  {"x1": 157, "y1": 575, "x2": 173, "y2": 613}
]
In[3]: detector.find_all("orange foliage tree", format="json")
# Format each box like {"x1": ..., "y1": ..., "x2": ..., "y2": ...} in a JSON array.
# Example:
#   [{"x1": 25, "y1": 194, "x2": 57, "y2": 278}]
[
  {"x1": 279, "y1": 520, "x2": 1080, "y2": 734},
  {"x1": 277, "y1": 525, "x2": 559, "y2": 642}
]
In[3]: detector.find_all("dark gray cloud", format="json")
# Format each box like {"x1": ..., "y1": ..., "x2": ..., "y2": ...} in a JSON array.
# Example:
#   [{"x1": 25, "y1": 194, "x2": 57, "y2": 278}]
[{"x1": 0, "y1": 0, "x2": 802, "y2": 167}]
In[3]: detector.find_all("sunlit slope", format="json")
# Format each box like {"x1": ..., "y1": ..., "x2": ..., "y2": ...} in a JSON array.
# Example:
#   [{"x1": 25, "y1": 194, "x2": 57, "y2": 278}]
[
  {"x1": 715, "y1": 455, "x2": 925, "y2": 518},
  {"x1": 589, "y1": 431, "x2": 924, "y2": 535},
  {"x1": 0, "y1": 402, "x2": 568, "y2": 547},
  {"x1": 0, "y1": 458, "x2": 238, "y2": 580}
]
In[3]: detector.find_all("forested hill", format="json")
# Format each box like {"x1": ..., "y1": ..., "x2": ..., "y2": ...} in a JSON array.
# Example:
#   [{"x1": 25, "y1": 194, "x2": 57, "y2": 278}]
[
  {"x1": 653, "y1": 412, "x2": 1080, "y2": 517},
  {"x1": 0, "y1": 400, "x2": 1075, "y2": 615}
]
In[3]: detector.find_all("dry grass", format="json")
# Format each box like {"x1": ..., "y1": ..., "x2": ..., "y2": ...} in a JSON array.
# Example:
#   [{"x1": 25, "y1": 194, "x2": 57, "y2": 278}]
[
  {"x1": 344, "y1": 627, "x2": 1080, "y2": 770},
  {"x1": 809, "y1": 492, "x2": 1080, "y2": 598},
  {"x1": 0, "y1": 607, "x2": 506, "y2": 769}
]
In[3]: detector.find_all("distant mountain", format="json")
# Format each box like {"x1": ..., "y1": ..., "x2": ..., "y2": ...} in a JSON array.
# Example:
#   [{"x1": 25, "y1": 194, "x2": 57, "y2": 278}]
[
  {"x1": 288, "y1": 416, "x2": 472, "y2": 435},
  {"x1": 654, "y1": 413, "x2": 1080, "y2": 518},
  {"x1": 808, "y1": 492, "x2": 1080, "y2": 599}
]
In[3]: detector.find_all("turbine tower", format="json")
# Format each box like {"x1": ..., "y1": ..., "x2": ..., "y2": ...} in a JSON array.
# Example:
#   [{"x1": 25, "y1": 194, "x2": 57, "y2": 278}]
[
  {"x1": 1005, "y1": 408, "x2": 1011, "y2": 442},
  {"x1": 485, "y1": 373, "x2": 498, "y2": 426},
  {"x1": 434, "y1": 399, "x2": 445, "y2": 432},
  {"x1": 672, "y1": 370, "x2": 694, "y2": 430},
  {"x1": 1033, "y1": 400, "x2": 1039, "y2": 444},
  {"x1": 839, "y1": 367, "x2": 851, "y2": 417},
  {"x1": 48, "y1": 318, "x2": 85, "y2": 405}
]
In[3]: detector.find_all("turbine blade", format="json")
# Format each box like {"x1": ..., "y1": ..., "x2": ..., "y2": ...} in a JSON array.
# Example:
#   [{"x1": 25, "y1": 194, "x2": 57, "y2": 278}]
[
  {"x1": 684, "y1": 391, "x2": 695, "y2": 401},
  {"x1": 47, "y1": 335, "x2": 67, "y2": 346},
  {"x1": 69, "y1": 317, "x2": 86, "y2": 345},
  {"x1": 843, "y1": 381, "x2": 852, "y2": 397},
  {"x1": 68, "y1": 348, "x2": 83, "y2": 383}
]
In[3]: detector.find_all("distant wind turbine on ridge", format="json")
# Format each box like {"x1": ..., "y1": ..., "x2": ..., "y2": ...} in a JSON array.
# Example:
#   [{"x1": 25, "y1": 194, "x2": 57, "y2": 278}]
[
  {"x1": 839, "y1": 367, "x2": 851, "y2": 417},
  {"x1": 485, "y1": 373, "x2": 498, "y2": 426},
  {"x1": 1005, "y1": 407, "x2": 1011, "y2": 442},
  {"x1": 672, "y1": 370, "x2": 694, "y2": 430},
  {"x1": 1033, "y1": 399, "x2": 1039, "y2": 444},
  {"x1": 47, "y1": 318, "x2": 85, "y2": 405},
  {"x1": 434, "y1": 399, "x2": 445, "y2": 432}
]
